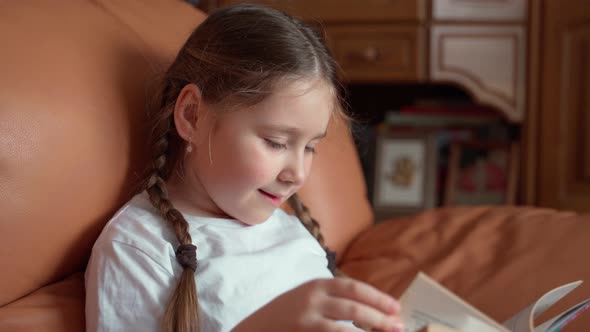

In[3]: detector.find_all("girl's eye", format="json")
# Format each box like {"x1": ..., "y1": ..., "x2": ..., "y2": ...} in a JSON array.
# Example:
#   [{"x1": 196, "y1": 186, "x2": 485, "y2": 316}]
[
  {"x1": 305, "y1": 146, "x2": 316, "y2": 154},
  {"x1": 264, "y1": 138, "x2": 287, "y2": 150}
]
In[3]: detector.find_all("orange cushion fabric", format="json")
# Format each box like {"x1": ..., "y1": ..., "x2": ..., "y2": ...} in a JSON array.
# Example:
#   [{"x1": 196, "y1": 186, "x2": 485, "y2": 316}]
[
  {"x1": 0, "y1": 0, "x2": 204, "y2": 307},
  {"x1": 340, "y1": 206, "x2": 590, "y2": 331},
  {"x1": 0, "y1": 273, "x2": 85, "y2": 332}
]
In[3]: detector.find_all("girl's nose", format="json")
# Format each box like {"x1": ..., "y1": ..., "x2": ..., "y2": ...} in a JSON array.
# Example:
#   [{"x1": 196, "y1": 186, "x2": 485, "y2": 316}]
[{"x1": 279, "y1": 153, "x2": 307, "y2": 186}]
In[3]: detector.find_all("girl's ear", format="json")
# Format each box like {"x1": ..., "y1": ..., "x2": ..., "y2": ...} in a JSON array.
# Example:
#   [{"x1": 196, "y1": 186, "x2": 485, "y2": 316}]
[{"x1": 173, "y1": 83, "x2": 203, "y2": 142}]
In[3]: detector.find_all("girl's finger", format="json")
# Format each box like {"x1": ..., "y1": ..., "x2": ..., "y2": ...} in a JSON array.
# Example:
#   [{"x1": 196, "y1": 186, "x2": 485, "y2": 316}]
[
  {"x1": 325, "y1": 278, "x2": 401, "y2": 315},
  {"x1": 315, "y1": 318, "x2": 371, "y2": 332},
  {"x1": 320, "y1": 297, "x2": 403, "y2": 332}
]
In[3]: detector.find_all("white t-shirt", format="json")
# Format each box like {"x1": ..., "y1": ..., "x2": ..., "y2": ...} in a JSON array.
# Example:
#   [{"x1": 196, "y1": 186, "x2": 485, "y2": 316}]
[{"x1": 85, "y1": 191, "x2": 335, "y2": 332}]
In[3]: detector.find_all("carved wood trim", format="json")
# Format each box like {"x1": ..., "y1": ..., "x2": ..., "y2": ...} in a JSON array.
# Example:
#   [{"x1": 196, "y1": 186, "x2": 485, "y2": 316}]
[
  {"x1": 450, "y1": 0, "x2": 515, "y2": 3},
  {"x1": 433, "y1": 0, "x2": 527, "y2": 22},
  {"x1": 438, "y1": 34, "x2": 518, "y2": 107},
  {"x1": 430, "y1": 25, "x2": 526, "y2": 122}
]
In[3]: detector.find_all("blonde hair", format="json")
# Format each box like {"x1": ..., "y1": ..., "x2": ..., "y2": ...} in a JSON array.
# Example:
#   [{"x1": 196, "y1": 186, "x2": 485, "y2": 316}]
[{"x1": 143, "y1": 4, "x2": 347, "y2": 331}]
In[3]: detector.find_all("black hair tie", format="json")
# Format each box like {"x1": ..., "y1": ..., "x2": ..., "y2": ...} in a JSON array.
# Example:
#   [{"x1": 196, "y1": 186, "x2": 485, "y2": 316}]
[
  {"x1": 326, "y1": 248, "x2": 337, "y2": 275},
  {"x1": 175, "y1": 244, "x2": 198, "y2": 272}
]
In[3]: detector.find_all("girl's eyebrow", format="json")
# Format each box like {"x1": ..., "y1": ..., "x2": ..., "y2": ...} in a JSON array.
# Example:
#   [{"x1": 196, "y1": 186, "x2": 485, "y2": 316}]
[{"x1": 263, "y1": 125, "x2": 327, "y2": 140}]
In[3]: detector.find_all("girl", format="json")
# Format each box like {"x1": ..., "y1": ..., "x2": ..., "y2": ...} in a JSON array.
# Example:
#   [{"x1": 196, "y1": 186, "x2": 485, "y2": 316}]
[{"x1": 85, "y1": 4, "x2": 403, "y2": 332}]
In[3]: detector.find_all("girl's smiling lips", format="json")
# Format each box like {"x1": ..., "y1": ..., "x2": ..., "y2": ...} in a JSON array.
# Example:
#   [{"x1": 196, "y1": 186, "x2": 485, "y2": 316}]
[{"x1": 258, "y1": 189, "x2": 283, "y2": 206}]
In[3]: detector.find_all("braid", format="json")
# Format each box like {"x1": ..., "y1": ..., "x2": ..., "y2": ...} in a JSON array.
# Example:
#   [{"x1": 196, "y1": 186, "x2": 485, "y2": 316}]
[
  {"x1": 288, "y1": 194, "x2": 343, "y2": 276},
  {"x1": 144, "y1": 83, "x2": 200, "y2": 332},
  {"x1": 145, "y1": 113, "x2": 193, "y2": 245}
]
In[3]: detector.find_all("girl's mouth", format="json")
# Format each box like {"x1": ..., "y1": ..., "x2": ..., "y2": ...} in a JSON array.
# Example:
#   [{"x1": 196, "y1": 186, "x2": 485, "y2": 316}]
[{"x1": 258, "y1": 189, "x2": 282, "y2": 206}]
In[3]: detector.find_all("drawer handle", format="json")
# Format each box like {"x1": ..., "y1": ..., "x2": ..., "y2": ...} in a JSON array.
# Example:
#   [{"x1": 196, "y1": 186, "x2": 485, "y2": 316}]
[{"x1": 348, "y1": 46, "x2": 380, "y2": 62}]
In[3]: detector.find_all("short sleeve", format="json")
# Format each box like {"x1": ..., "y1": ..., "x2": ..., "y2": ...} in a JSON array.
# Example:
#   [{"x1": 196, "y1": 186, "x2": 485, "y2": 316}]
[{"x1": 85, "y1": 240, "x2": 176, "y2": 332}]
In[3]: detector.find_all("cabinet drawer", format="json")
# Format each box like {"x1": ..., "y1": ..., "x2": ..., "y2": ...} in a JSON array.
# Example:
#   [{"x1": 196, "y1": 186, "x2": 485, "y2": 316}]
[
  {"x1": 216, "y1": 0, "x2": 426, "y2": 21},
  {"x1": 325, "y1": 25, "x2": 425, "y2": 82}
]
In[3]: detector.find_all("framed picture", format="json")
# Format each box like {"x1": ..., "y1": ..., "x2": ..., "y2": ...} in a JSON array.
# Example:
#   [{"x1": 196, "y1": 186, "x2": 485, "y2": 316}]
[
  {"x1": 372, "y1": 129, "x2": 438, "y2": 216},
  {"x1": 444, "y1": 140, "x2": 520, "y2": 206}
]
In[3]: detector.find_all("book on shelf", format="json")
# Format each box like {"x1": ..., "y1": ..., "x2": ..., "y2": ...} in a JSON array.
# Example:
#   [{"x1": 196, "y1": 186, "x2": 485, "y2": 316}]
[{"x1": 401, "y1": 272, "x2": 590, "y2": 332}]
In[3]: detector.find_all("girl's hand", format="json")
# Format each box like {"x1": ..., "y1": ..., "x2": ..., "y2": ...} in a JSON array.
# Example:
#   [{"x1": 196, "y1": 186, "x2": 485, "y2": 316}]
[{"x1": 232, "y1": 277, "x2": 403, "y2": 332}]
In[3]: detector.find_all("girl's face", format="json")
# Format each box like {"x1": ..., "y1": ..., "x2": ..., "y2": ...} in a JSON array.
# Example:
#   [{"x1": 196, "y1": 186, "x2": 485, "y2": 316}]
[{"x1": 175, "y1": 79, "x2": 334, "y2": 225}]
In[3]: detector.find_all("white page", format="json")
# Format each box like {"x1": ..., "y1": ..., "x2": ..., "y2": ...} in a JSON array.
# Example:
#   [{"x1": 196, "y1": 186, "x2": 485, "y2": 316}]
[
  {"x1": 535, "y1": 298, "x2": 590, "y2": 332},
  {"x1": 503, "y1": 281, "x2": 582, "y2": 332},
  {"x1": 400, "y1": 272, "x2": 509, "y2": 332}
]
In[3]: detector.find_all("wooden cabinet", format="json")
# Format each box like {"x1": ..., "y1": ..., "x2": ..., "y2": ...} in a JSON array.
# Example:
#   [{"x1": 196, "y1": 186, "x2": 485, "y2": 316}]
[
  {"x1": 202, "y1": 0, "x2": 590, "y2": 213},
  {"x1": 206, "y1": 0, "x2": 525, "y2": 120},
  {"x1": 529, "y1": 0, "x2": 590, "y2": 212}
]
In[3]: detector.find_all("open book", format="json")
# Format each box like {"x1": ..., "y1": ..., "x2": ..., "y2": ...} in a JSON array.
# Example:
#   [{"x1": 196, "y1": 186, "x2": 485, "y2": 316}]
[{"x1": 399, "y1": 272, "x2": 590, "y2": 332}]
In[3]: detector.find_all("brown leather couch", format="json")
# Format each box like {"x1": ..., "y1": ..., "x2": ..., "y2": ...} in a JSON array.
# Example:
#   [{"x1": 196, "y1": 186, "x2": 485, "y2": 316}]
[{"x1": 1, "y1": 1, "x2": 589, "y2": 331}]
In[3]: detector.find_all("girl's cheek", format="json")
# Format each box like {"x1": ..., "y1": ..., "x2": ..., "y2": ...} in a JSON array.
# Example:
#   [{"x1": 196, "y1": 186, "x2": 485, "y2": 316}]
[
  {"x1": 223, "y1": 135, "x2": 276, "y2": 183},
  {"x1": 251, "y1": 156, "x2": 274, "y2": 181},
  {"x1": 246, "y1": 147, "x2": 276, "y2": 181}
]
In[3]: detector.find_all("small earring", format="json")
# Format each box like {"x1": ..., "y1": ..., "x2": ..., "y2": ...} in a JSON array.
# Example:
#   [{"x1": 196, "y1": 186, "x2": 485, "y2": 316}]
[{"x1": 186, "y1": 141, "x2": 193, "y2": 153}]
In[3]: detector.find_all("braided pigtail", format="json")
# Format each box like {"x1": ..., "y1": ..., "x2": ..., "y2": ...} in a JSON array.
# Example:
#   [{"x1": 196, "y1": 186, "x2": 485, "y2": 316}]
[
  {"x1": 288, "y1": 194, "x2": 343, "y2": 276},
  {"x1": 145, "y1": 83, "x2": 200, "y2": 332}
]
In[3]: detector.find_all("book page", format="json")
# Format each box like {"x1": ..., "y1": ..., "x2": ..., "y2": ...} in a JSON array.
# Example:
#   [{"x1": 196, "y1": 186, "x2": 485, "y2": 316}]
[
  {"x1": 535, "y1": 298, "x2": 590, "y2": 332},
  {"x1": 502, "y1": 281, "x2": 582, "y2": 332},
  {"x1": 399, "y1": 272, "x2": 509, "y2": 332}
]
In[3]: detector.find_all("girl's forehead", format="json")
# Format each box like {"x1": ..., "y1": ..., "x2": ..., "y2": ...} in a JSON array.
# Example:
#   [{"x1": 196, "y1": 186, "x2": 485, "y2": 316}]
[
  {"x1": 216, "y1": 78, "x2": 335, "y2": 133},
  {"x1": 256, "y1": 79, "x2": 334, "y2": 115},
  {"x1": 211, "y1": 77, "x2": 335, "y2": 114},
  {"x1": 262, "y1": 78, "x2": 336, "y2": 115}
]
